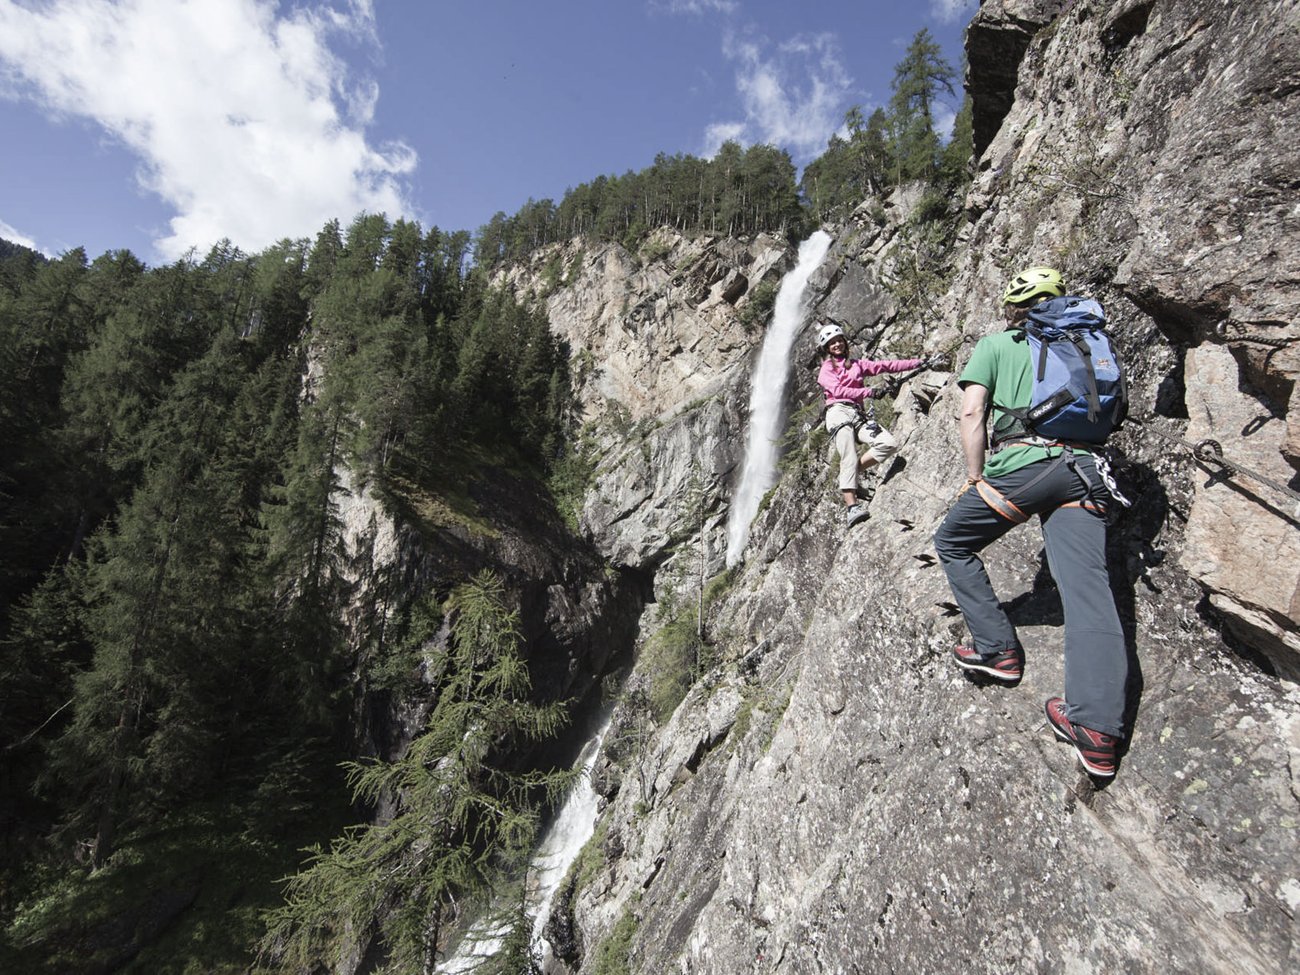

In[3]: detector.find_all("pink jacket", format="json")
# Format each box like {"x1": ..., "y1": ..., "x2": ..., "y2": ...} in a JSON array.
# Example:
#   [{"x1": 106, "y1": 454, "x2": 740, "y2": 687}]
[{"x1": 817, "y1": 355, "x2": 923, "y2": 405}]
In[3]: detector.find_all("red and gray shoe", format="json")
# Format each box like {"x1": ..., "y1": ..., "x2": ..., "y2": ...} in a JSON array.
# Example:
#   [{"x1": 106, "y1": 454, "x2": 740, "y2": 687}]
[
  {"x1": 1045, "y1": 697, "x2": 1118, "y2": 778},
  {"x1": 951, "y1": 644, "x2": 1023, "y2": 683}
]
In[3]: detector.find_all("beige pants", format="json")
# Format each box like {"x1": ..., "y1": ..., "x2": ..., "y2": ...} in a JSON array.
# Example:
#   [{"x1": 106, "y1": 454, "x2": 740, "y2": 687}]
[{"x1": 825, "y1": 403, "x2": 897, "y2": 491}]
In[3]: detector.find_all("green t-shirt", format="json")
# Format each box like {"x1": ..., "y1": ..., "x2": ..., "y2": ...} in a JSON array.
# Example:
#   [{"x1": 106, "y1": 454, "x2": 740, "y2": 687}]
[{"x1": 959, "y1": 328, "x2": 1077, "y2": 479}]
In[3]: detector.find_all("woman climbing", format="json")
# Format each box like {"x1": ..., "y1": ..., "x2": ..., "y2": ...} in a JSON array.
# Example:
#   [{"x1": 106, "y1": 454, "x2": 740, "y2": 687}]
[{"x1": 816, "y1": 322, "x2": 926, "y2": 528}]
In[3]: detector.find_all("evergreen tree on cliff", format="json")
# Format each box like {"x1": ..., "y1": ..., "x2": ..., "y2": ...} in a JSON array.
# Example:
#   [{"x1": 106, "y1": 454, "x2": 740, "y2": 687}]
[
  {"x1": 260, "y1": 571, "x2": 570, "y2": 975},
  {"x1": 800, "y1": 29, "x2": 960, "y2": 220},
  {"x1": 888, "y1": 27, "x2": 957, "y2": 183}
]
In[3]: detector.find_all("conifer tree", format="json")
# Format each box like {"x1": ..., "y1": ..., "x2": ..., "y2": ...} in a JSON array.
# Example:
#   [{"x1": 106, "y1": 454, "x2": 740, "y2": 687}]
[
  {"x1": 887, "y1": 28, "x2": 957, "y2": 183},
  {"x1": 303, "y1": 219, "x2": 344, "y2": 300},
  {"x1": 246, "y1": 238, "x2": 310, "y2": 352},
  {"x1": 383, "y1": 217, "x2": 426, "y2": 309},
  {"x1": 940, "y1": 94, "x2": 975, "y2": 189},
  {"x1": 0, "y1": 567, "x2": 85, "y2": 860},
  {"x1": 48, "y1": 331, "x2": 260, "y2": 864},
  {"x1": 798, "y1": 133, "x2": 856, "y2": 222},
  {"x1": 260, "y1": 571, "x2": 570, "y2": 975},
  {"x1": 852, "y1": 107, "x2": 892, "y2": 197},
  {"x1": 479, "y1": 883, "x2": 542, "y2": 975},
  {"x1": 423, "y1": 227, "x2": 471, "y2": 325},
  {"x1": 263, "y1": 390, "x2": 351, "y2": 707},
  {"x1": 474, "y1": 212, "x2": 510, "y2": 268}
]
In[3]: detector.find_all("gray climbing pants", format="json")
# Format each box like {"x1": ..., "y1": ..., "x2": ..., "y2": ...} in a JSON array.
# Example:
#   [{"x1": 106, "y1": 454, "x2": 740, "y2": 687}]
[{"x1": 932, "y1": 452, "x2": 1127, "y2": 737}]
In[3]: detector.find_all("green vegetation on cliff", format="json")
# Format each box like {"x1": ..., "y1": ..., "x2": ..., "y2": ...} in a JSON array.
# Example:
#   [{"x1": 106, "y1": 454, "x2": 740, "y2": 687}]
[
  {"x1": 802, "y1": 28, "x2": 971, "y2": 223},
  {"x1": 260, "y1": 571, "x2": 570, "y2": 974}
]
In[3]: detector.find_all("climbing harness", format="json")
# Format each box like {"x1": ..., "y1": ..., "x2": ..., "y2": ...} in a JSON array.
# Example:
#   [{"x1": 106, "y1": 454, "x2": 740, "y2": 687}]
[
  {"x1": 824, "y1": 401, "x2": 881, "y2": 440},
  {"x1": 1130, "y1": 419, "x2": 1300, "y2": 505},
  {"x1": 970, "y1": 446, "x2": 1124, "y2": 523},
  {"x1": 973, "y1": 478, "x2": 1030, "y2": 523},
  {"x1": 988, "y1": 436, "x2": 1132, "y2": 509}
]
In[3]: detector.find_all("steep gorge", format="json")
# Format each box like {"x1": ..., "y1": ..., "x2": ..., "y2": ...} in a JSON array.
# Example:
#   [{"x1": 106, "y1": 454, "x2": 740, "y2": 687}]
[{"x1": 481, "y1": 2, "x2": 1300, "y2": 973}]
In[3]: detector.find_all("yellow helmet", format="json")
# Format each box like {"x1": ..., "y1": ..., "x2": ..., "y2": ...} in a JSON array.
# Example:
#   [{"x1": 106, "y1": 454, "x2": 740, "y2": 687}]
[{"x1": 1002, "y1": 266, "x2": 1065, "y2": 306}]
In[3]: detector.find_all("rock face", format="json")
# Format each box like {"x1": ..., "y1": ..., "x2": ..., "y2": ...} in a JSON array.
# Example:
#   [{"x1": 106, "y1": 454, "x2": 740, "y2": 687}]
[
  {"x1": 334, "y1": 447, "x2": 650, "y2": 777},
  {"x1": 960, "y1": 0, "x2": 1300, "y2": 674},
  {"x1": 505, "y1": 2, "x2": 1300, "y2": 974},
  {"x1": 501, "y1": 230, "x2": 790, "y2": 428},
  {"x1": 1182, "y1": 345, "x2": 1300, "y2": 672},
  {"x1": 500, "y1": 230, "x2": 794, "y2": 581}
]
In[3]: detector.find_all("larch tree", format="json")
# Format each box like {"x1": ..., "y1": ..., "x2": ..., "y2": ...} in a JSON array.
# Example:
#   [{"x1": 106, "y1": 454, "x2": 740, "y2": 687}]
[{"x1": 260, "y1": 571, "x2": 571, "y2": 975}]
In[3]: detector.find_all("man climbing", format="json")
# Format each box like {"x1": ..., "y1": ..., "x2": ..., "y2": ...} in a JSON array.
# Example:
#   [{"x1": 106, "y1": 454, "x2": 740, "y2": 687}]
[
  {"x1": 932, "y1": 267, "x2": 1128, "y2": 778},
  {"x1": 815, "y1": 323, "x2": 925, "y2": 528}
]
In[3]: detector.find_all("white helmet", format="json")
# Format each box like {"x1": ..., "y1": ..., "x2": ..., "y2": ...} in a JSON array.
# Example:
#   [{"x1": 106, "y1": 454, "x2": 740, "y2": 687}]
[{"x1": 817, "y1": 323, "x2": 845, "y2": 350}]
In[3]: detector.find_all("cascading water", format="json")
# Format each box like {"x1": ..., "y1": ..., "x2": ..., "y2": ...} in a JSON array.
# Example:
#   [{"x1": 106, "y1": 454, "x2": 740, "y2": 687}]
[
  {"x1": 441, "y1": 713, "x2": 613, "y2": 972},
  {"x1": 725, "y1": 230, "x2": 832, "y2": 567},
  {"x1": 527, "y1": 714, "x2": 612, "y2": 960}
]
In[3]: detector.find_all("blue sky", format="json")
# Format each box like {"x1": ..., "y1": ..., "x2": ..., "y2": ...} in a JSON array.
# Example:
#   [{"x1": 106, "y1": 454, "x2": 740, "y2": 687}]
[{"x1": 0, "y1": 0, "x2": 977, "y2": 264}]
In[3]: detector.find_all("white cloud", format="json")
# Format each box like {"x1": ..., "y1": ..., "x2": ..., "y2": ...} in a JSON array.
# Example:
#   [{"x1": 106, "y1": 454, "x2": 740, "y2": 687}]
[
  {"x1": 703, "y1": 31, "x2": 854, "y2": 161},
  {"x1": 930, "y1": 0, "x2": 978, "y2": 25},
  {"x1": 936, "y1": 106, "x2": 957, "y2": 140},
  {"x1": 0, "y1": 0, "x2": 416, "y2": 260},
  {"x1": 703, "y1": 121, "x2": 746, "y2": 153},
  {"x1": 651, "y1": 0, "x2": 739, "y2": 15},
  {"x1": 0, "y1": 218, "x2": 44, "y2": 253}
]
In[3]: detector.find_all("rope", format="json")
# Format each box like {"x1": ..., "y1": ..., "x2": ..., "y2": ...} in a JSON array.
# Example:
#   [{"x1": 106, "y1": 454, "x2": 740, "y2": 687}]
[
  {"x1": 1215, "y1": 319, "x2": 1293, "y2": 350},
  {"x1": 879, "y1": 362, "x2": 932, "y2": 397},
  {"x1": 822, "y1": 402, "x2": 880, "y2": 439},
  {"x1": 1130, "y1": 420, "x2": 1300, "y2": 504}
]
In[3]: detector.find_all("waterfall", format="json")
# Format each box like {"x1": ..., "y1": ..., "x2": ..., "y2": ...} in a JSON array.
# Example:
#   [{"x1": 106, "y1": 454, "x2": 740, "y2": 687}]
[
  {"x1": 441, "y1": 713, "x2": 613, "y2": 972},
  {"x1": 725, "y1": 230, "x2": 832, "y2": 567},
  {"x1": 528, "y1": 713, "x2": 612, "y2": 957}
]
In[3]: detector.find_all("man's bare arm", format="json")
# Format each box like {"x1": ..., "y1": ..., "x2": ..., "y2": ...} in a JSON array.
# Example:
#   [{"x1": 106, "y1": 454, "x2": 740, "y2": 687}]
[{"x1": 959, "y1": 383, "x2": 988, "y2": 482}]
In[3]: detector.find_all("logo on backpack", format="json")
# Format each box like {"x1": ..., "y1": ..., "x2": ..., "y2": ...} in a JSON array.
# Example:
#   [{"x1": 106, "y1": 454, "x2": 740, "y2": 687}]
[{"x1": 993, "y1": 296, "x2": 1128, "y2": 446}]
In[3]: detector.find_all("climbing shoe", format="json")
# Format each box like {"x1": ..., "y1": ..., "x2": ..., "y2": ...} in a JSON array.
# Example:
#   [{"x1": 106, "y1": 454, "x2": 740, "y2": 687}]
[
  {"x1": 1045, "y1": 697, "x2": 1117, "y2": 778},
  {"x1": 951, "y1": 644, "x2": 1023, "y2": 683},
  {"x1": 846, "y1": 503, "x2": 870, "y2": 528}
]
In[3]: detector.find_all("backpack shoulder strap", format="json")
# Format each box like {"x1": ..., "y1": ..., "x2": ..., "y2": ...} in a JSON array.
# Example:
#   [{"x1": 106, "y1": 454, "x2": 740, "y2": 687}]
[
  {"x1": 1067, "y1": 331, "x2": 1102, "y2": 421},
  {"x1": 1034, "y1": 331, "x2": 1052, "y2": 382},
  {"x1": 986, "y1": 327, "x2": 1031, "y2": 445}
]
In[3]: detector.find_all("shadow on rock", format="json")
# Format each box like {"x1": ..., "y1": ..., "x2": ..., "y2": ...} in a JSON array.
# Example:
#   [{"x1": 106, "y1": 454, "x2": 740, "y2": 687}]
[
  {"x1": 1108, "y1": 452, "x2": 1164, "y2": 748},
  {"x1": 1003, "y1": 553, "x2": 1064, "y2": 628}
]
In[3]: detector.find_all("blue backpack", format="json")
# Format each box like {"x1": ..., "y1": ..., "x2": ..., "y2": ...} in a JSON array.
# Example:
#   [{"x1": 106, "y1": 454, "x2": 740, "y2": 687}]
[{"x1": 992, "y1": 296, "x2": 1128, "y2": 447}]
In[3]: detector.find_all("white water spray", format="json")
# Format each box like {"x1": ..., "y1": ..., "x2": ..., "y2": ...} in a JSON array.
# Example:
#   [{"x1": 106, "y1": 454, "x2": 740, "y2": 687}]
[
  {"x1": 441, "y1": 713, "x2": 613, "y2": 972},
  {"x1": 527, "y1": 714, "x2": 611, "y2": 956},
  {"x1": 725, "y1": 231, "x2": 832, "y2": 567}
]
